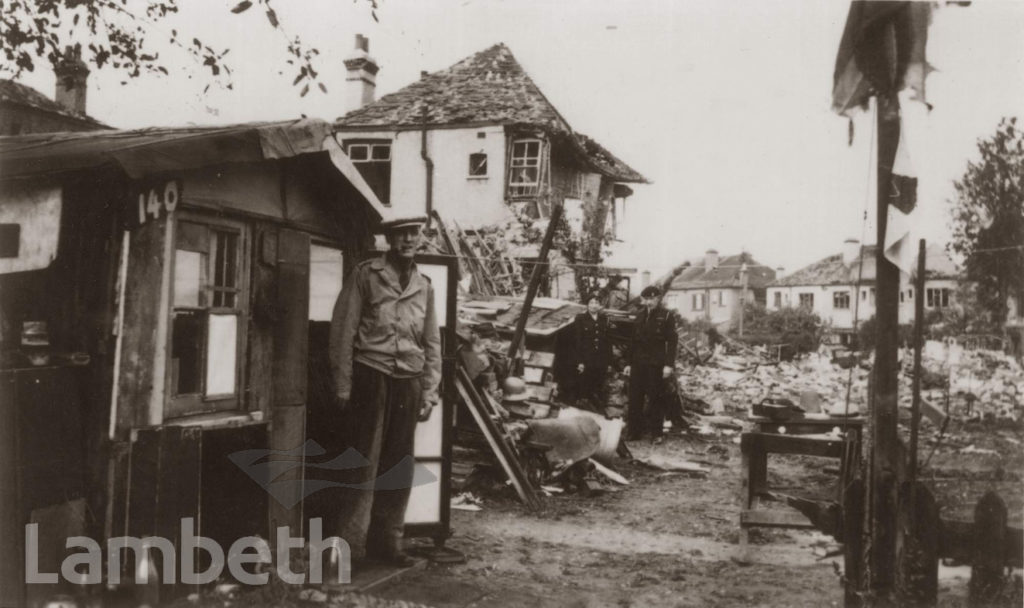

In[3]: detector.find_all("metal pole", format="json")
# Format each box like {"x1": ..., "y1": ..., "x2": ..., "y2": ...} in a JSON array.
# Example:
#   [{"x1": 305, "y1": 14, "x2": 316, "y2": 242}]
[{"x1": 739, "y1": 263, "x2": 748, "y2": 337}]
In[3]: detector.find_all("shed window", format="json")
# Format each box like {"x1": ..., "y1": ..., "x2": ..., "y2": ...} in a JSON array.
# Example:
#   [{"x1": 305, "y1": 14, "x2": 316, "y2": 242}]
[
  {"x1": 169, "y1": 218, "x2": 247, "y2": 417},
  {"x1": 469, "y1": 153, "x2": 488, "y2": 177},
  {"x1": 508, "y1": 139, "x2": 541, "y2": 197}
]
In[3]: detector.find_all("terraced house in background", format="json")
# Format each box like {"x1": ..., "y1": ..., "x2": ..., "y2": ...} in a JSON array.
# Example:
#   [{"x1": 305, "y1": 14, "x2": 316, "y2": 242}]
[{"x1": 767, "y1": 239, "x2": 964, "y2": 344}]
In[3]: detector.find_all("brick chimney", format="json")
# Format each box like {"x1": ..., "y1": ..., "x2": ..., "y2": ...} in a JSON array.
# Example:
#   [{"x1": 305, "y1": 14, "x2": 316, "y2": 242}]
[
  {"x1": 704, "y1": 249, "x2": 719, "y2": 270},
  {"x1": 842, "y1": 239, "x2": 860, "y2": 265},
  {"x1": 53, "y1": 47, "x2": 89, "y2": 116},
  {"x1": 344, "y1": 34, "x2": 379, "y2": 112}
]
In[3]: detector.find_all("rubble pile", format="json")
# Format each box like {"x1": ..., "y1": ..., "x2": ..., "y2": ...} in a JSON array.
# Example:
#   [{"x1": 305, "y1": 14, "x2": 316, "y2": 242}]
[{"x1": 909, "y1": 340, "x2": 1024, "y2": 423}]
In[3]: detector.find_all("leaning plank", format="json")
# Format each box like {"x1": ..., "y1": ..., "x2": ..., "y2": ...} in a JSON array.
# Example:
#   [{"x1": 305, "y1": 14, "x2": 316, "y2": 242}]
[{"x1": 455, "y1": 367, "x2": 541, "y2": 510}]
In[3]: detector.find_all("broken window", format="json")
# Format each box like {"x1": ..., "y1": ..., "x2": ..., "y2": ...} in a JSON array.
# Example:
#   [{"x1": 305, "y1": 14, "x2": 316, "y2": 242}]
[
  {"x1": 799, "y1": 293, "x2": 814, "y2": 309},
  {"x1": 508, "y1": 139, "x2": 541, "y2": 197},
  {"x1": 833, "y1": 291, "x2": 850, "y2": 310},
  {"x1": 345, "y1": 140, "x2": 392, "y2": 205},
  {"x1": 169, "y1": 218, "x2": 247, "y2": 418},
  {"x1": 469, "y1": 153, "x2": 488, "y2": 177},
  {"x1": 926, "y1": 288, "x2": 950, "y2": 308}
]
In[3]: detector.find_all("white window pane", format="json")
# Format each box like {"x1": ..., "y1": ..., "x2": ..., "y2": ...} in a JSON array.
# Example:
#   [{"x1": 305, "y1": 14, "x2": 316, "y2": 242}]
[
  {"x1": 403, "y1": 461, "x2": 442, "y2": 525},
  {"x1": 413, "y1": 397, "x2": 443, "y2": 457},
  {"x1": 417, "y1": 263, "x2": 449, "y2": 329},
  {"x1": 309, "y1": 244, "x2": 344, "y2": 321},
  {"x1": 174, "y1": 250, "x2": 202, "y2": 307},
  {"x1": 205, "y1": 314, "x2": 237, "y2": 395}
]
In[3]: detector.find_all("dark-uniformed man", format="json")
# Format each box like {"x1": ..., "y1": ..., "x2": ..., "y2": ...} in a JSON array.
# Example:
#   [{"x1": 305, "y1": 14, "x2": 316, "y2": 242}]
[
  {"x1": 573, "y1": 296, "x2": 612, "y2": 408},
  {"x1": 329, "y1": 215, "x2": 441, "y2": 566},
  {"x1": 624, "y1": 285, "x2": 677, "y2": 443}
]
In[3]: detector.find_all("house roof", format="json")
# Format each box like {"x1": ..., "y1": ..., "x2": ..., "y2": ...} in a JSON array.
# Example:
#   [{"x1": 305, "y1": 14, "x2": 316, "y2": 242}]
[
  {"x1": 336, "y1": 43, "x2": 647, "y2": 183},
  {"x1": 668, "y1": 252, "x2": 776, "y2": 290},
  {"x1": 0, "y1": 79, "x2": 107, "y2": 129},
  {"x1": 771, "y1": 243, "x2": 960, "y2": 287},
  {"x1": 0, "y1": 118, "x2": 388, "y2": 219}
]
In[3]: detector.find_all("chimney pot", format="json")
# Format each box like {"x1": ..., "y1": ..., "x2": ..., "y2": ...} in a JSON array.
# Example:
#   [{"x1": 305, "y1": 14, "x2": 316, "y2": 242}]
[
  {"x1": 53, "y1": 46, "x2": 89, "y2": 116},
  {"x1": 704, "y1": 249, "x2": 719, "y2": 270},
  {"x1": 344, "y1": 34, "x2": 379, "y2": 112},
  {"x1": 842, "y1": 239, "x2": 860, "y2": 265},
  {"x1": 420, "y1": 70, "x2": 429, "y2": 79}
]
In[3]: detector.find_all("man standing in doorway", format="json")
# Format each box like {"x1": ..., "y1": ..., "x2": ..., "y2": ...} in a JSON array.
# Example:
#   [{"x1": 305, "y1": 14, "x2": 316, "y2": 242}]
[
  {"x1": 574, "y1": 296, "x2": 612, "y2": 410},
  {"x1": 624, "y1": 285, "x2": 677, "y2": 444},
  {"x1": 330, "y1": 215, "x2": 441, "y2": 566}
]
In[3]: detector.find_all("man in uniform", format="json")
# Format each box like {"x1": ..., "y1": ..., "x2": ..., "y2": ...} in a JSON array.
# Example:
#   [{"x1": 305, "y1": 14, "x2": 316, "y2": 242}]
[
  {"x1": 624, "y1": 285, "x2": 677, "y2": 443},
  {"x1": 573, "y1": 296, "x2": 612, "y2": 410},
  {"x1": 330, "y1": 215, "x2": 441, "y2": 566}
]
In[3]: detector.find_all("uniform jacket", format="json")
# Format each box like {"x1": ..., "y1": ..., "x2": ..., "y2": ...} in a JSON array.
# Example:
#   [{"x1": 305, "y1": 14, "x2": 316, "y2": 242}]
[
  {"x1": 629, "y1": 305, "x2": 678, "y2": 367},
  {"x1": 330, "y1": 254, "x2": 441, "y2": 402},
  {"x1": 574, "y1": 312, "x2": 612, "y2": 368}
]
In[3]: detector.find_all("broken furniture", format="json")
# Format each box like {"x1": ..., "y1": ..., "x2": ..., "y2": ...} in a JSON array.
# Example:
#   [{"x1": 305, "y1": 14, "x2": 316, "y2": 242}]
[{"x1": 738, "y1": 423, "x2": 862, "y2": 548}]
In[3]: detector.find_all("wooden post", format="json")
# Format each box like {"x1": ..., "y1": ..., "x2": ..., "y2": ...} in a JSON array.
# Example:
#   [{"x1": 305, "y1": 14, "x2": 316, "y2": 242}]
[
  {"x1": 870, "y1": 92, "x2": 902, "y2": 603},
  {"x1": 909, "y1": 241, "x2": 925, "y2": 489},
  {"x1": 969, "y1": 491, "x2": 1008, "y2": 604},
  {"x1": 507, "y1": 202, "x2": 563, "y2": 362},
  {"x1": 896, "y1": 481, "x2": 939, "y2": 605}
]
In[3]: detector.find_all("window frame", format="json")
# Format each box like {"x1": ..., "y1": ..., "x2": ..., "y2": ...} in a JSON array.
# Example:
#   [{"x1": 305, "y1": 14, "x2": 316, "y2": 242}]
[
  {"x1": 468, "y1": 152, "x2": 488, "y2": 178},
  {"x1": 508, "y1": 138, "x2": 542, "y2": 197},
  {"x1": 343, "y1": 139, "x2": 392, "y2": 206},
  {"x1": 926, "y1": 287, "x2": 950, "y2": 308},
  {"x1": 833, "y1": 290, "x2": 851, "y2": 310},
  {"x1": 773, "y1": 291, "x2": 782, "y2": 308},
  {"x1": 166, "y1": 213, "x2": 250, "y2": 420},
  {"x1": 799, "y1": 293, "x2": 814, "y2": 309},
  {"x1": 692, "y1": 293, "x2": 706, "y2": 312}
]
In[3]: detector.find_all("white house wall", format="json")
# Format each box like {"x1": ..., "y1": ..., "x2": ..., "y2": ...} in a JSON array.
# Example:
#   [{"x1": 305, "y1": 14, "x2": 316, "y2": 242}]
[
  {"x1": 337, "y1": 126, "x2": 512, "y2": 228},
  {"x1": 665, "y1": 287, "x2": 749, "y2": 329},
  {"x1": 767, "y1": 277, "x2": 960, "y2": 331}
]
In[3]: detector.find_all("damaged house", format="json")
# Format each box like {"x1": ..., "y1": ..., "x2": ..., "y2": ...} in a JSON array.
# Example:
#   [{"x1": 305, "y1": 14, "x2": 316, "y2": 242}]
[
  {"x1": 767, "y1": 239, "x2": 963, "y2": 344},
  {"x1": 334, "y1": 36, "x2": 647, "y2": 299}
]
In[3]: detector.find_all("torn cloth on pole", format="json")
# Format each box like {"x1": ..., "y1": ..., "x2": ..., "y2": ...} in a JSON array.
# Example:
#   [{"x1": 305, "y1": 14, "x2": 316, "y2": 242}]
[
  {"x1": 832, "y1": 1, "x2": 932, "y2": 118},
  {"x1": 885, "y1": 120, "x2": 919, "y2": 274}
]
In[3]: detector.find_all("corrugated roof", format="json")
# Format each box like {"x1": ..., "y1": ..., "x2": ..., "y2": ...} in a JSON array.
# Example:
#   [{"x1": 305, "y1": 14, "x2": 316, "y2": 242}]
[
  {"x1": 771, "y1": 243, "x2": 959, "y2": 287},
  {"x1": 336, "y1": 43, "x2": 647, "y2": 183},
  {"x1": 668, "y1": 253, "x2": 776, "y2": 290},
  {"x1": 0, "y1": 79, "x2": 107, "y2": 129},
  {"x1": 0, "y1": 118, "x2": 388, "y2": 219}
]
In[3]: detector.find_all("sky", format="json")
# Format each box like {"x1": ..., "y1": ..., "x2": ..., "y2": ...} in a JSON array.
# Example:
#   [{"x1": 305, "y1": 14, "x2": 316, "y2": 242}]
[{"x1": 11, "y1": 0, "x2": 1024, "y2": 278}]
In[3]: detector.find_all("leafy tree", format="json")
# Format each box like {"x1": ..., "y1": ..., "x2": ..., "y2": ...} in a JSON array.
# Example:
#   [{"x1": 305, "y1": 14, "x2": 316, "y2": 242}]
[
  {"x1": 0, "y1": 0, "x2": 376, "y2": 94},
  {"x1": 949, "y1": 117, "x2": 1024, "y2": 327},
  {"x1": 733, "y1": 302, "x2": 824, "y2": 358}
]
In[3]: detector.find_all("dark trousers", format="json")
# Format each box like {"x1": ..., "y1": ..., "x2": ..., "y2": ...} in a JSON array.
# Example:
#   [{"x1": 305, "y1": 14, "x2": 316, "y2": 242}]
[
  {"x1": 627, "y1": 364, "x2": 666, "y2": 438},
  {"x1": 332, "y1": 362, "x2": 421, "y2": 559},
  {"x1": 577, "y1": 364, "x2": 607, "y2": 407}
]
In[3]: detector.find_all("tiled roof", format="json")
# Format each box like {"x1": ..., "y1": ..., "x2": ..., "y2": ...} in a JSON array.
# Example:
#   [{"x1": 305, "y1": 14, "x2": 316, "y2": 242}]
[
  {"x1": 337, "y1": 44, "x2": 647, "y2": 183},
  {"x1": 668, "y1": 253, "x2": 776, "y2": 290},
  {"x1": 338, "y1": 43, "x2": 568, "y2": 131},
  {"x1": 771, "y1": 243, "x2": 959, "y2": 287},
  {"x1": 0, "y1": 79, "x2": 106, "y2": 128}
]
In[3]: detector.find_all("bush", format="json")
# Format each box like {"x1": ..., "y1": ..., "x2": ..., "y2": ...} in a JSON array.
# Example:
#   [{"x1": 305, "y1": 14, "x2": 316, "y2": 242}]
[{"x1": 731, "y1": 302, "x2": 823, "y2": 358}]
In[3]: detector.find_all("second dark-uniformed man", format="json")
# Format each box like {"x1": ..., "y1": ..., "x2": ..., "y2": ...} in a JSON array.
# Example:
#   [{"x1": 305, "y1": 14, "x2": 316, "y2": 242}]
[
  {"x1": 624, "y1": 285, "x2": 677, "y2": 443},
  {"x1": 574, "y1": 296, "x2": 612, "y2": 408},
  {"x1": 329, "y1": 215, "x2": 441, "y2": 567}
]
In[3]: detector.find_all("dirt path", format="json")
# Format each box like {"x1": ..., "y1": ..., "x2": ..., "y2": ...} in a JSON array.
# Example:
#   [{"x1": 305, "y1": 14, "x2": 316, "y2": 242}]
[{"x1": 374, "y1": 434, "x2": 847, "y2": 608}]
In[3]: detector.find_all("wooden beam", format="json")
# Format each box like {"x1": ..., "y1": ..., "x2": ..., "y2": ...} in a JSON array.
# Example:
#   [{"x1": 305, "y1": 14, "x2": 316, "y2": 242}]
[{"x1": 507, "y1": 202, "x2": 563, "y2": 362}]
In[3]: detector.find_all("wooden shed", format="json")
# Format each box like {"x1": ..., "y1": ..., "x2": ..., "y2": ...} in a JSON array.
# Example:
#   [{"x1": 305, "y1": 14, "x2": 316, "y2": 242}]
[{"x1": 0, "y1": 119, "x2": 388, "y2": 604}]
